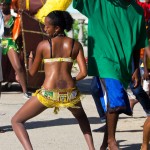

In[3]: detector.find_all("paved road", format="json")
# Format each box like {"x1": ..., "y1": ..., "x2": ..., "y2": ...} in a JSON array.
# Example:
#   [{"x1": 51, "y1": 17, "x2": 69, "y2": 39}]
[{"x1": 0, "y1": 77, "x2": 147, "y2": 150}]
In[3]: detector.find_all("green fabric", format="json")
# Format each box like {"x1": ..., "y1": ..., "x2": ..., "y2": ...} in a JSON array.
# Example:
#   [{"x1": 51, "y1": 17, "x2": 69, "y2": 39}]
[
  {"x1": 1, "y1": 38, "x2": 18, "y2": 55},
  {"x1": 73, "y1": 0, "x2": 149, "y2": 88},
  {"x1": 4, "y1": 0, "x2": 11, "y2": 3},
  {"x1": 5, "y1": 16, "x2": 14, "y2": 28}
]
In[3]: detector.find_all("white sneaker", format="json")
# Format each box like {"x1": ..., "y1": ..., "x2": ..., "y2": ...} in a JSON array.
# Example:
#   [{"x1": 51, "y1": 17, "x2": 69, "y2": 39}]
[
  {"x1": 23, "y1": 92, "x2": 32, "y2": 100},
  {"x1": 100, "y1": 117, "x2": 106, "y2": 123}
]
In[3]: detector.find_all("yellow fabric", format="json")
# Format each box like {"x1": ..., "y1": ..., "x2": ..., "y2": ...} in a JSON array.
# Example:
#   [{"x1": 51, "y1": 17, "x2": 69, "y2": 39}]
[
  {"x1": 43, "y1": 57, "x2": 74, "y2": 63},
  {"x1": 35, "y1": 0, "x2": 72, "y2": 23},
  {"x1": 33, "y1": 87, "x2": 81, "y2": 114},
  {"x1": 26, "y1": 0, "x2": 30, "y2": 10}
]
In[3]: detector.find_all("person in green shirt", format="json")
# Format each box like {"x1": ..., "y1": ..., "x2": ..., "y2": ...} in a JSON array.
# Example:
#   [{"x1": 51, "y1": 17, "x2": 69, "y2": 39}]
[{"x1": 73, "y1": 0, "x2": 149, "y2": 150}]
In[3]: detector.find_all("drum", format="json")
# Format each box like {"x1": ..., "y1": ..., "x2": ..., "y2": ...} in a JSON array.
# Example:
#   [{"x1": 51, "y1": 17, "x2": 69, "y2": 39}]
[
  {"x1": 18, "y1": 0, "x2": 46, "y2": 15},
  {"x1": 21, "y1": 11, "x2": 48, "y2": 88}
]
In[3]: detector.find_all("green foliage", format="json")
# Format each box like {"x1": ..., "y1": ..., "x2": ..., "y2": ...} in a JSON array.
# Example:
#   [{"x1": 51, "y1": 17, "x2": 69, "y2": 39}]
[
  {"x1": 72, "y1": 20, "x2": 88, "y2": 46},
  {"x1": 82, "y1": 24, "x2": 88, "y2": 46},
  {"x1": 72, "y1": 20, "x2": 80, "y2": 40}
]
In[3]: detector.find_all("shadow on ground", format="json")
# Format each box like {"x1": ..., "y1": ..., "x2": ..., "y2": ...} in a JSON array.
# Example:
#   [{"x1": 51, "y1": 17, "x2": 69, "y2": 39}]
[
  {"x1": 117, "y1": 140, "x2": 141, "y2": 150},
  {"x1": 1, "y1": 116, "x2": 142, "y2": 133},
  {"x1": 1, "y1": 125, "x2": 141, "y2": 150},
  {"x1": 1, "y1": 117, "x2": 102, "y2": 132}
]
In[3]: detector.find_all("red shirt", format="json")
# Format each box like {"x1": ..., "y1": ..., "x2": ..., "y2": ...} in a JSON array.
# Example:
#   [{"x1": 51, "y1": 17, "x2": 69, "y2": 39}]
[{"x1": 137, "y1": 0, "x2": 150, "y2": 22}]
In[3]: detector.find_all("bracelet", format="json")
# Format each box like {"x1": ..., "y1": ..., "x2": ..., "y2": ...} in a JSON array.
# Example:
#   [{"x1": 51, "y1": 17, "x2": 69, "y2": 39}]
[{"x1": 28, "y1": 57, "x2": 33, "y2": 59}]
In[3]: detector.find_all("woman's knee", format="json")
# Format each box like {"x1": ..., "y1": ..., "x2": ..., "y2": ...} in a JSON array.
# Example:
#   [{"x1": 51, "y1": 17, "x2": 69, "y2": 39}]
[
  {"x1": 11, "y1": 115, "x2": 23, "y2": 125},
  {"x1": 11, "y1": 116, "x2": 18, "y2": 125}
]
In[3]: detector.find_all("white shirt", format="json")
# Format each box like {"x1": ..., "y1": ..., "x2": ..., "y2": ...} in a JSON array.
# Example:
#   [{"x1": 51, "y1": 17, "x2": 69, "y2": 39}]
[{"x1": 0, "y1": 9, "x2": 4, "y2": 38}]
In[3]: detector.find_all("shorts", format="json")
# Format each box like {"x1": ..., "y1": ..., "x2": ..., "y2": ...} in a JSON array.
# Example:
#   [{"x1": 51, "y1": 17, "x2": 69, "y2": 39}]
[
  {"x1": 99, "y1": 78, "x2": 132, "y2": 116},
  {"x1": 1, "y1": 38, "x2": 18, "y2": 55},
  {"x1": 33, "y1": 87, "x2": 81, "y2": 114}
]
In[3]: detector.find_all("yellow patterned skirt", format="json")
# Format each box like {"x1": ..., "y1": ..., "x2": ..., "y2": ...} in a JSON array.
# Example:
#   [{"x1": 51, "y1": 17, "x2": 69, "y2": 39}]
[{"x1": 33, "y1": 87, "x2": 81, "y2": 114}]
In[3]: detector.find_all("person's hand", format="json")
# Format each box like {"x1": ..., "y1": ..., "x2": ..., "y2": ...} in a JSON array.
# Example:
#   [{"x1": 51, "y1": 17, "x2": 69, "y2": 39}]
[
  {"x1": 29, "y1": 51, "x2": 33, "y2": 59},
  {"x1": 143, "y1": 69, "x2": 149, "y2": 80},
  {"x1": 131, "y1": 68, "x2": 139, "y2": 88}
]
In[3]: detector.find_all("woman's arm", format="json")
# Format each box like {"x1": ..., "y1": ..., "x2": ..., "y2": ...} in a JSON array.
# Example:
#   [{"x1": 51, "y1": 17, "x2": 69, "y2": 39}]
[
  {"x1": 75, "y1": 42, "x2": 87, "y2": 81},
  {"x1": 28, "y1": 41, "x2": 44, "y2": 76}
]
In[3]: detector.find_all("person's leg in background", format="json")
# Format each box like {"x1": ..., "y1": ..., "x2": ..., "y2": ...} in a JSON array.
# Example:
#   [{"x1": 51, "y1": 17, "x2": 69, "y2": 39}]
[
  {"x1": 130, "y1": 59, "x2": 150, "y2": 149},
  {"x1": 127, "y1": 87, "x2": 138, "y2": 111},
  {"x1": 130, "y1": 82, "x2": 150, "y2": 150},
  {"x1": 130, "y1": 81, "x2": 150, "y2": 115},
  {"x1": 129, "y1": 60, "x2": 150, "y2": 114},
  {"x1": 91, "y1": 76, "x2": 106, "y2": 123},
  {"x1": 99, "y1": 78, "x2": 132, "y2": 150}
]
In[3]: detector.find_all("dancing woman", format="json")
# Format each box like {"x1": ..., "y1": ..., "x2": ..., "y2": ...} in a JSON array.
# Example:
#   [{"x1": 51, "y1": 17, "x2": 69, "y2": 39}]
[{"x1": 11, "y1": 10, "x2": 95, "y2": 150}]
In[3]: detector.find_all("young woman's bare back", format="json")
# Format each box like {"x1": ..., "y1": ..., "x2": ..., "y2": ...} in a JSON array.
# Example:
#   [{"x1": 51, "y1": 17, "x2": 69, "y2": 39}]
[
  {"x1": 43, "y1": 36, "x2": 78, "y2": 89},
  {"x1": 32, "y1": 36, "x2": 83, "y2": 90}
]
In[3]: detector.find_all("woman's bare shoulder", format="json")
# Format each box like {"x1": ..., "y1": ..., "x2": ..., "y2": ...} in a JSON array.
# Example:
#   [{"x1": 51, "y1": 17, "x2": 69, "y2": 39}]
[
  {"x1": 72, "y1": 40, "x2": 83, "y2": 52},
  {"x1": 37, "y1": 40, "x2": 49, "y2": 50},
  {"x1": 67, "y1": 37, "x2": 83, "y2": 49}
]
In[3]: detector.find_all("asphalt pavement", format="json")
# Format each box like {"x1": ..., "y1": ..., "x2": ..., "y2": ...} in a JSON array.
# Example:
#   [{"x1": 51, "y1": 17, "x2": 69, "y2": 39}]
[{"x1": 0, "y1": 76, "x2": 147, "y2": 150}]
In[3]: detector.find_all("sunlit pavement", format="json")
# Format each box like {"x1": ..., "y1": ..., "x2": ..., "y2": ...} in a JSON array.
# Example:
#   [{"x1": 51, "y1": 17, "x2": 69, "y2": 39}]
[{"x1": 0, "y1": 77, "x2": 147, "y2": 150}]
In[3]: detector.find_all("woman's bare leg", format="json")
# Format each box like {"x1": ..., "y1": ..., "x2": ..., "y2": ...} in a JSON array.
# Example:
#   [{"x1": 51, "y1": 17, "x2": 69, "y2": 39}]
[
  {"x1": 7, "y1": 49, "x2": 27, "y2": 93},
  {"x1": 11, "y1": 96, "x2": 47, "y2": 150},
  {"x1": 141, "y1": 117, "x2": 150, "y2": 150},
  {"x1": 68, "y1": 102, "x2": 95, "y2": 150}
]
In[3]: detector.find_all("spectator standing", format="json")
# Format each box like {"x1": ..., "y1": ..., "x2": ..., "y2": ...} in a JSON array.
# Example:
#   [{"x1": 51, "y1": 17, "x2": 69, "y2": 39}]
[{"x1": 73, "y1": 0, "x2": 148, "y2": 149}]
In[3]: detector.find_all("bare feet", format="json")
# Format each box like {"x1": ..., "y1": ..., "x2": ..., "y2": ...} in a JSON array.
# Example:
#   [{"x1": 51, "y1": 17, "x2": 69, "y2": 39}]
[{"x1": 108, "y1": 142, "x2": 119, "y2": 150}]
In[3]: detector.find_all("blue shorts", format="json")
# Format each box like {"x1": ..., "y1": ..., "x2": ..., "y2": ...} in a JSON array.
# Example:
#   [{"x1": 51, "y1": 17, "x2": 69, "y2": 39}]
[{"x1": 99, "y1": 78, "x2": 132, "y2": 116}]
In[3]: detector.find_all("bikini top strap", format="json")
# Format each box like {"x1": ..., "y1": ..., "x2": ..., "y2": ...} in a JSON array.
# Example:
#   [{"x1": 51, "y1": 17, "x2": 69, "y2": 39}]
[
  {"x1": 70, "y1": 39, "x2": 75, "y2": 57},
  {"x1": 48, "y1": 38, "x2": 52, "y2": 58}
]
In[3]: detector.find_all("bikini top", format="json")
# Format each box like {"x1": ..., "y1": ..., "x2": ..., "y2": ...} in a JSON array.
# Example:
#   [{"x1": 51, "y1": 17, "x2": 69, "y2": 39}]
[
  {"x1": 43, "y1": 38, "x2": 75, "y2": 63},
  {"x1": 4, "y1": 16, "x2": 14, "y2": 37}
]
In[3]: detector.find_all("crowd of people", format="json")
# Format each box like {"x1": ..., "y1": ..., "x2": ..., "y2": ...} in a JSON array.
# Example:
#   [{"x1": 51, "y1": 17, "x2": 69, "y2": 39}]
[{"x1": 0, "y1": 0, "x2": 150, "y2": 150}]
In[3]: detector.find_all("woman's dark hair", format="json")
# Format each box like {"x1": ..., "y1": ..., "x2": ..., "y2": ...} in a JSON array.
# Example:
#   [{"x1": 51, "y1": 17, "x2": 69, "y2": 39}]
[{"x1": 47, "y1": 10, "x2": 74, "y2": 32}]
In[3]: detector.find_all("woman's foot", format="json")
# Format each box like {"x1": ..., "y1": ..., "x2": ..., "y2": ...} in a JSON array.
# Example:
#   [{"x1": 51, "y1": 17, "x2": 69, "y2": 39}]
[{"x1": 108, "y1": 141, "x2": 119, "y2": 150}]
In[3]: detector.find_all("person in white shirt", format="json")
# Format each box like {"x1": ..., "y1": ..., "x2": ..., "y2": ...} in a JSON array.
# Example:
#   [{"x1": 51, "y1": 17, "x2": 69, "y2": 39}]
[
  {"x1": 0, "y1": 8, "x2": 4, "y2": 83},
  {"x1": 0, "y1": 7, "x2": 5, "y2": 133}
]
